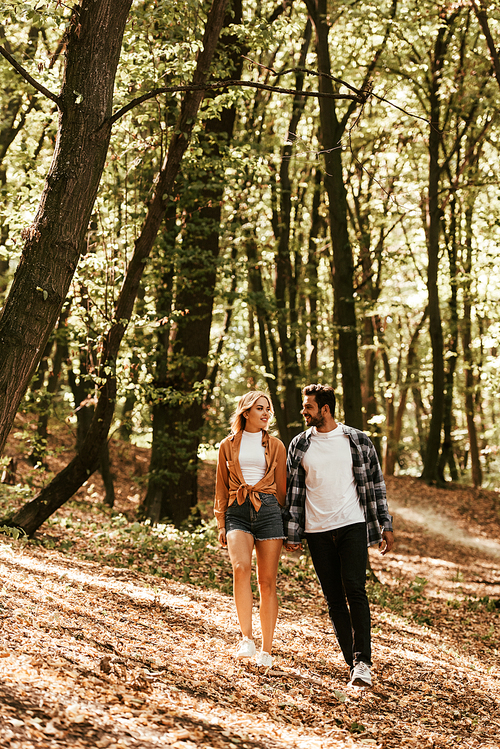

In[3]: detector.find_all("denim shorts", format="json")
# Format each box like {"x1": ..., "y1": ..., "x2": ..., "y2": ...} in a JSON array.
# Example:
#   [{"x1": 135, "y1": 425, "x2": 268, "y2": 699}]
[{"x1": 225, "y1": 493, "x2": 285, "y2": 541}]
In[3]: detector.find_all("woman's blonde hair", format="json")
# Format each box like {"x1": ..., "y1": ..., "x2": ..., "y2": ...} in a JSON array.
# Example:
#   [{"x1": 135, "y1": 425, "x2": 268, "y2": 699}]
[{"x1": 230, "y1": 391, "x2": 273, "y2": 434}]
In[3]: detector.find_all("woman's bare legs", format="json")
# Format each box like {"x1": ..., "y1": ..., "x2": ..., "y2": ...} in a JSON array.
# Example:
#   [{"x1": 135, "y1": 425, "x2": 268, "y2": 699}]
[
  {"x1": 255, "y1": 538, "x2": 283, "y2": 653},
  {"x1": 226, "y1": 530, "x2": 255, "y2": 639}
]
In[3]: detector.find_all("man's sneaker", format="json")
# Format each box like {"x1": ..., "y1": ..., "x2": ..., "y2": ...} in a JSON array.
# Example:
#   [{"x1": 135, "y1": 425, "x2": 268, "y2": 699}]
[
  {"x1": 235, "y1": 638, "x2": 256, "y2": 659},
  {"x1": 255, "y1": 651, "x2": 273, "y2": 668},
  {"x1": 349, "y1": 661, "x2": 372, "y2": 687}
]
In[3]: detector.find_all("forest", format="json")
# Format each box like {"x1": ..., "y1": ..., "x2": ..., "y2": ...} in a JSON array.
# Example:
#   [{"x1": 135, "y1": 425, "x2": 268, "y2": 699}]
[
  {"x1": 0, "y1": 0, "x2": 499, "y2": 532},
  {"x1": 0, "y1": 3, "x2": 499, "y2": 748}
]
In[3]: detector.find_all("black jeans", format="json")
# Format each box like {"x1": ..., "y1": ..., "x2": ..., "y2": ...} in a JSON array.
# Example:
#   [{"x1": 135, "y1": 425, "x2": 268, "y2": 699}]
[{"x1": 306, "y1": 522, "x2": 371, "y2": 668}]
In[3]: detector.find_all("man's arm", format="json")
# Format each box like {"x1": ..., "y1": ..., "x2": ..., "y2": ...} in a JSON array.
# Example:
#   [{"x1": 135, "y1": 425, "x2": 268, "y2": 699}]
[
  {"x1": 283, "y1": 435, "x2": 306, "y2": 546},
  {"x1": 367, "y1": 441, "x2": 393, "y2": 533}
]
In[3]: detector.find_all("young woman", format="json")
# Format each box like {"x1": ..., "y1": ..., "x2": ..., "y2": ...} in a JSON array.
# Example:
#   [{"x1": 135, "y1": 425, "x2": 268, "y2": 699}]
[{"x1": 214, "y1": 391, "x2": 287, "y2": 667}]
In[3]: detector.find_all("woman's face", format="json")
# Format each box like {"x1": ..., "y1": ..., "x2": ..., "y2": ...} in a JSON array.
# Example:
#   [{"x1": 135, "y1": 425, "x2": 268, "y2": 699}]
[{"x1": 244, "y1": 396, "x2": 272, "y2": 432}]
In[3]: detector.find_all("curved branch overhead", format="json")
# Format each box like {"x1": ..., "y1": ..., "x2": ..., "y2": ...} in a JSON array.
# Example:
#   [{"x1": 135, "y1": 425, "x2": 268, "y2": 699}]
[
  {"x1": 0, "y1": 43, "x2": 429, "y2": 131},
  {"x1": 109, "y1": 78, "x2": 367, "y2": 125}
]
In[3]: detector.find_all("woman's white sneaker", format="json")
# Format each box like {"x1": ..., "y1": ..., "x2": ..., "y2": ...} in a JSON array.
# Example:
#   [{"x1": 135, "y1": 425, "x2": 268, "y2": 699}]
[
  {"x1": 255, "y1": 651, "x2": 273, "y2": 668},
  {"x1": 348, "y1": 661, "x2": 372, "y2": 687},
  {"x1": 235, "y1": 638, "x2": 256, "y2": 659}
]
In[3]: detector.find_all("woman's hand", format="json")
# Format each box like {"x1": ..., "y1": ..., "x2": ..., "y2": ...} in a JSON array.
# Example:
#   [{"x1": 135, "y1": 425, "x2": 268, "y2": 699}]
[{"x1": 218, "y1": 528, "x2": 227, "y2": 547}]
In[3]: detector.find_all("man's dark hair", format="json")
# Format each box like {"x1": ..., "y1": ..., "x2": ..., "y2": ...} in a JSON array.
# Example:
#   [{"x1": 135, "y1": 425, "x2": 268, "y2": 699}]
[
  {"x1": 303, "y1": 384, "x2": 336, "y2": 417},
  {"x1": 302, "y1": 384, "x2": 336, "y2": 419}
]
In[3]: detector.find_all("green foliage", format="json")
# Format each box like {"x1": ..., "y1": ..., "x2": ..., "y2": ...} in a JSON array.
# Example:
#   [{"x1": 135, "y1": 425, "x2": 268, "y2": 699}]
[
  {"x1": 349, "y1": 722, "x2": 366, "y2": 735},
  {"x1": 36, "y1": 510, "x2": 233, "y2": 589},
  {"x1": 449, "y1": 595, "x2": 499, "y2": 614},
  {"x1": 409, "y1": 576, "x2": 428, "y2": 601},
  {"x1": 0, "y1": 2, "x2": 70, "y2": 25},
  {"x1": 1, "y1": 0, "x2": 500, "y2": 487},
  {"x1": 367, "y1": 580, "x2": 405, "y2": 615},
  {"x1": 0, "y1": 524, "x2": 26, "y2": 540},
  {"x1": 144, "y1": 379, "x2": 208, "y2": 408}
]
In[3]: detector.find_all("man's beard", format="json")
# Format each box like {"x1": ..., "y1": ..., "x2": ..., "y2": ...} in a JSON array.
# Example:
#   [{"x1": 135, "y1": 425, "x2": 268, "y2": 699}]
[{"x1": 307, "y1": 413, "x2": 325, "y2": 428}]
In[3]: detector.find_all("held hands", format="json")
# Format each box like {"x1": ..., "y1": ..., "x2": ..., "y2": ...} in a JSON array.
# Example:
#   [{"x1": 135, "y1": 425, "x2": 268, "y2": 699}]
[
  {"x1": 218, "y1": 529, "x2": 302, "y2": 552},
  {"x1": 379, "y1": 529, "x2": 394, "y2": 555},
  {"x1": 283, "y1": 541, "x2": 303, "y2": 552}
]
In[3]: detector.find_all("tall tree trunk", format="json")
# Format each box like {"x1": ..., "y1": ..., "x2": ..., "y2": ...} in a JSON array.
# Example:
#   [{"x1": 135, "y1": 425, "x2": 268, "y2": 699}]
[
  {"x1": 0, "y1": 0, "x2": 133, "y2": 455},
  {"x1": 305, "y1": 0, "x2": 363, "y2": 428},
  {"x1": 142, "y1": 1, "x2": 242, "y2": 526},
  {"x1": 421, "y1": 22, "x2": 447, "y2": 483},
  {"x1": 273, "y1": 21, "x2": 311, "y2": 440},
  {"x1": 438, "y1": 197, "x2": 459, "y2": 482}
]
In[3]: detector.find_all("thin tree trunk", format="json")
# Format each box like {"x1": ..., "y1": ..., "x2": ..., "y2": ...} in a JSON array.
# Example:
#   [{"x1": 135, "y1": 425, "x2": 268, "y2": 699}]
[
  {"x1": 306, "y1": 167, "x2": 323, "y2": 377},
  {"x1": 472, "y1": 0, "x2": 500, "y2": 89},
  {"x1": 438, "y1": 197, "x2": 459, "y2": 483},
  {"x1": 421, "y1": 22, "x2": 447, "y2": 483},
  {"x1": 206, "y1": 244, "x2": 239, "y2": 400},
  {"x1": 412, "y1": 379, "x2": 428, "y2": 466},
  {"x1": 273, "y1": 21, "x2": 311, "y2": 440},
  {"x1": 384, "y1": 309, "x2": 428, "y2": 475},
  {"x1": 118, "y1": 286, "x2": 147, "y2": 441},
  {"x1": 66, "y1": 349, "x2": 116, "y2": 507},
  {"x1": 305, "y1": 0, "x2": 362, "y2": 428},
  {"x1": 247, "y1": 235, "x2": 288, "y2": 441},
  {"x1": 30, "y1": 302, "x2": 72, "y2": 467},
  {"x1": 462, "y1": 203, "x2": 482, "y2": 487}
]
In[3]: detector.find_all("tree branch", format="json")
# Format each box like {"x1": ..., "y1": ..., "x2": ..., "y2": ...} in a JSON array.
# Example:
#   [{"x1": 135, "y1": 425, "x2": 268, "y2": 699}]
[
  {"x1": 0, "y1": 44, "x2": 62, "y2": 108},
  {"x1": 243, "y1": 57, "x2": 431, "y2": 126},
  {"x1": 471, "y1": 0, "x2": 500, "y2": 90},
  {"x1": 109, "y1": 79, "x2": 365, "y2": 125},
  {"x1": 267, "y1": 0, "x2": 294, "y2": 24}
]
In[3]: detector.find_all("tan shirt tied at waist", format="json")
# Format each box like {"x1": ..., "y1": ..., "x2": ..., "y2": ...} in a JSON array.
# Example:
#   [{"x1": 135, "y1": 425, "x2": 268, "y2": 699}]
[{"x1": 214, "y1": 430, "x2": 287, "y2": 530}]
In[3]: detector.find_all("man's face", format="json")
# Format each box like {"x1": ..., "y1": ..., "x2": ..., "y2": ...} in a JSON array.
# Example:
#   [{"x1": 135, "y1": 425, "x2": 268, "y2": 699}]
[{"x1": 301, "y1": 394, "x2": 325, "y2": 428}]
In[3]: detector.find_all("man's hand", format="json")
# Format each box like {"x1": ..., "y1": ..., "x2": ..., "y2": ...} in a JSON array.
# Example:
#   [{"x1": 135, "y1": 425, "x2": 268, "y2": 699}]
[
  {"x1": 379, "y1": 530, "x2": 394, "y2": 555},
  {"x1": 284, "y1": 542, "x2": 303, "y2": 552},
  {"x1": 218, "y1": 528, "x2": 227, "y2": 547}
]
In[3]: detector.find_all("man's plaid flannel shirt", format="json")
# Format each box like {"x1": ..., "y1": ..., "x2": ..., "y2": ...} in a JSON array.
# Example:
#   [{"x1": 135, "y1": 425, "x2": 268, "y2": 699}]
[{"x1": 284, "y1": 425, "x2": 393, "y2": 546}]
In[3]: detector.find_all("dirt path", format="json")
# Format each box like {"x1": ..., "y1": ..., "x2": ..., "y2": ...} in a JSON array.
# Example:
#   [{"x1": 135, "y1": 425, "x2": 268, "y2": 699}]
[{"x1": 390, "y1": 498, "x2": 500, "y2": 558}]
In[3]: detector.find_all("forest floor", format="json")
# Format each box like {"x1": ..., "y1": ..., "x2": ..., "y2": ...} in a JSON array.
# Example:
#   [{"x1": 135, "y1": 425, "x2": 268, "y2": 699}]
[{"x1": 0, "y1": 424, "x2": 499, "y2": 749}]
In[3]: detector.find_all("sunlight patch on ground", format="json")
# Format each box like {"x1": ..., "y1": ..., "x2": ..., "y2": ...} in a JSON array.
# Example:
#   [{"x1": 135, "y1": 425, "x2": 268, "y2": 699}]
[{"x1": 390, "y1": 499, "x2": 500, "y2": 558}]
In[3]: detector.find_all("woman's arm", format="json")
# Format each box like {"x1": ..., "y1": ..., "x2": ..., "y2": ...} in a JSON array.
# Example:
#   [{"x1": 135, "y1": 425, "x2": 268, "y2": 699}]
[{"x1": 214, "y1": 440, "x2": 230, "y2": 531}]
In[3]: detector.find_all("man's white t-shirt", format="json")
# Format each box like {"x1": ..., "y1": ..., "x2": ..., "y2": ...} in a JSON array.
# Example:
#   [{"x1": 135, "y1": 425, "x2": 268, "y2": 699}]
[{"x1": 301, "y1": 424, "x2": 364, "y2": 532}]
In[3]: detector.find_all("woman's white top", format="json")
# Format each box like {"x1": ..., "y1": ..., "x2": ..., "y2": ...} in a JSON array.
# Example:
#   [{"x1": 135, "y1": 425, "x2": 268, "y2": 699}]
[
  {"x1": 301, "y1": 424, "x2": 364, "y2": 532},
  {"x1": 239, "y1": 430, "x2": 267, "y2": 485}
]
